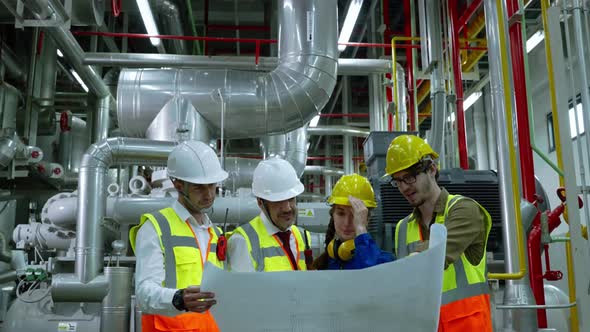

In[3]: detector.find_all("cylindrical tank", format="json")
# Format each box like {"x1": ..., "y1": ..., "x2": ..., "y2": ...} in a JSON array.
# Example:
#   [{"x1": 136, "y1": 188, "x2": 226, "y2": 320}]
[{"x1": 100, "y1": 267, "x2": 133, "y2": 332}]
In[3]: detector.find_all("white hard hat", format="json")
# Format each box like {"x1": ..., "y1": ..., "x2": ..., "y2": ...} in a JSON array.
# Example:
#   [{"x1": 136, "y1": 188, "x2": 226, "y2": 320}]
[
  {"x1": 252, "y1": 157, "x2": 304, "y2": 201},
  {"x1": 167, "y1": 140, "x2": 228, "y2": 184}
]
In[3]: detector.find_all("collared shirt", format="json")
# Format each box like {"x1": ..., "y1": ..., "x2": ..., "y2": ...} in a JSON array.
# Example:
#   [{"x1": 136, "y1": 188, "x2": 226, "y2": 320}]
[
  {"x1": 410, "y1": 188, "x2": 486, "y2": 268},
  {"x1": 135, "y1": 200, "x2": 214, "y2": 316},
  {"x1": 227, "y1": 212, "x2": 299, "y2": 272}
]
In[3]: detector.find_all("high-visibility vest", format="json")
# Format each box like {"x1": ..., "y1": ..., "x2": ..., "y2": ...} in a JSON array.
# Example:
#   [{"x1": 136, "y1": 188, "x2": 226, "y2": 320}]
[
  {"x1": 130, "y1": 207, "x2": 224, "y2": 332},
  {"x1": 232, "y1": 216, "x2": 311, "y2": 271},
  {"x1": 395, "y1": 194, "x2": 493, "y2": 332}
]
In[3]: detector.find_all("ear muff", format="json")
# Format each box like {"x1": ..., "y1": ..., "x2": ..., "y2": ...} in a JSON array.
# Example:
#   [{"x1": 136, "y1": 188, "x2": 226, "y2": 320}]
[{"x1": 326, "y1": 238, "x2": 355, "y2": 261}]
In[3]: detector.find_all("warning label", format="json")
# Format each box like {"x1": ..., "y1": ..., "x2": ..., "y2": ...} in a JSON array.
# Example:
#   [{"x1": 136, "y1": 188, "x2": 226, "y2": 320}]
[{"x1": 298, "y1": 209, "x2": 315, "y2": 217}]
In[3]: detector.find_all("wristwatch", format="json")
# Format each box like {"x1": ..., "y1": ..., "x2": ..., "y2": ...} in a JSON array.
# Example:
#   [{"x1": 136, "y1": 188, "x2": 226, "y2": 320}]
[{"x1": 172, "y1": 288, "x2": 186, "y2": 311}]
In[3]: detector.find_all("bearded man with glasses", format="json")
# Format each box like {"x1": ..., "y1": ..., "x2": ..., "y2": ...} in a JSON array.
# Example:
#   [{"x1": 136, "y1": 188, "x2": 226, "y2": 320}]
[{"x1": 384, "y1": 135, "x2": 493, "y2": 332}]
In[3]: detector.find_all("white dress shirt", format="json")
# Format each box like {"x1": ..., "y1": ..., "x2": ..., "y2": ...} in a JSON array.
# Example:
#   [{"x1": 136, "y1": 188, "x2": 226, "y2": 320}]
[
  {"x1": 135, "y1": 200, "x2": 214, "y2": 316},
  {"x1": 227, "y1": 212, "x2": 299, "y2": 272}
]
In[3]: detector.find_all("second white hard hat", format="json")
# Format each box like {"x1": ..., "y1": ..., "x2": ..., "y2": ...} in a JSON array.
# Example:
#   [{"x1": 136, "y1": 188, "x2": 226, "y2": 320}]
[
  {"x1": 252, "y1": 157, "x2": 304, "y2": 202},
  {"x1": 167, "y1": 140, "x2": 228, "y2": 184}
]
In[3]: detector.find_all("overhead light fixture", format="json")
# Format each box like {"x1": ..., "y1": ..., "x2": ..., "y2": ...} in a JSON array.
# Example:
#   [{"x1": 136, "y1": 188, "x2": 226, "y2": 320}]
[
  {"x1": 338, "y1": 0, "x2": 364, "y2": 52},
  {"x1": 57, "y1": 49, "x2": 63, "y2": 57},
  {"x1": 70, "y1": 70, "x2": 89, "y2": 93},
  {"x1": 463, "y1": 91, "x2": 482, "y2": 110},
  {"x1": 136, "y1": 0, "x2": 161, "y2": 47},
  {"x1": 309, "y1": 115, "x2": 321, "y2": 127},
  {"x1": 526, "y1": 30, "x2": 544, "y2": 53}
]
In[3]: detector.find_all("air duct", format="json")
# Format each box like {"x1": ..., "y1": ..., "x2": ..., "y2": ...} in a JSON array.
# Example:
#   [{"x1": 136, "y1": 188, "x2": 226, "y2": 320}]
[
  {"x1": 117, "y1": 0, "x2": 338, "y2": 139},
  {"x1": 145, "y1": 96, "x2": 210, "y2": 143},
  {"x1": 51, "y1": 138, "x2": 175, "y2": 302},
  {"x1": 260, "y1": 126, "x2": 308, "y2": 177}
]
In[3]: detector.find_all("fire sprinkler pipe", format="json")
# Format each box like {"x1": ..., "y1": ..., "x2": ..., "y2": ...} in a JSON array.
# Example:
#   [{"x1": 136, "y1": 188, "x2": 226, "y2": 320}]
[{"x1": 449, "y1": 0, "x2": 469, "y2": 170}]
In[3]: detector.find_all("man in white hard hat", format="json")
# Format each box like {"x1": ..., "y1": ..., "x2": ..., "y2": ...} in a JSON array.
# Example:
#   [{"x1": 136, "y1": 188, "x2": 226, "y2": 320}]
[
  {"x1": 228, "y1": 157, "x2": 313, "y2": 272},
  {"x1": 129, "y1": 140, "x2": 228, "y2": 332}
]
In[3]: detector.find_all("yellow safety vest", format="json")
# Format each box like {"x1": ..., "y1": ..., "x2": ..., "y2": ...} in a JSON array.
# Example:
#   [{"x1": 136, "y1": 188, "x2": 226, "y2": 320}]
[
  {"x1": 232, "y1": 216, "x2": 311, "y2": 272},
  {"x1": 129, "y1": 207, "x2": 224, "y2": 289},
  {"x1": 394, "y1": 194, "x2": 492, "y2": 305}
]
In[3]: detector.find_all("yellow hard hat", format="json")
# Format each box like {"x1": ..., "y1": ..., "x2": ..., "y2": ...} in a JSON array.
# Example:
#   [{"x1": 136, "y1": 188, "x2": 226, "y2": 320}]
[
  {"x1": 384, "y1": 135, "x2": 439, "y2": 175},
  {"x1": 327, "y1": 174, "x2": 377, "y2": 208}
]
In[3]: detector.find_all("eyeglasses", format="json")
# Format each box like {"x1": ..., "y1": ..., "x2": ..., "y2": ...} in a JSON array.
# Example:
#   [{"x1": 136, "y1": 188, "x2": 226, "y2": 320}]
[
  {"x1": 389, "y1": 164, "x2": 430, "y2": 188},
  {"x1": 390, "y1": 173, "x2": 419, "y2": 188}
]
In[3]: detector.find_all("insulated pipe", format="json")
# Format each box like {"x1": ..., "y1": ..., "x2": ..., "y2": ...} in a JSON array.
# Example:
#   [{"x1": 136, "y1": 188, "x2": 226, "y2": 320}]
[
  {"x1": 260, "y1": 126, "x2": 308, "y2": 177},
  {"x1": 145, "y1": 96, "x2": 211, "y2": 143},
  {"x1": 92, "y1": 96, "x2": 110, "y2": 143},
  {"x1": 84, "y1": 53, "x2": 390, "y2": 75},
  {"x1": 395, "y1": 62, "x2": 407, "y2": 131},
  {"x1": 0, "y1": 44, "x2": 26, "y2": 82},
  {"x1": 50, "y1": 138, "x2": 175, "y2": 301},
  {"x1": 117, "y1": 0, "x2": 337, "y2": 139},
  {"x1": 303, "y1": 165, "x2": 344, "y2": 176},
  {"x1": 223, "y1": 157, "x2": 259, "y2": 191},
  {"x1": 307, "y1": 126, "x2": 370, "y2": 137},
  {"x1": 129, "y1": 176, "x2": 151, "y2": 195},
  {"x1": 155, "y1": 0, "x2": 188, "y2": 55},
  {"x1": 484, "y1": 0, "x2": 537, "y2": 331},
  {"x1": 20, "y1": 0, "x2": 111, "y2": 98}
]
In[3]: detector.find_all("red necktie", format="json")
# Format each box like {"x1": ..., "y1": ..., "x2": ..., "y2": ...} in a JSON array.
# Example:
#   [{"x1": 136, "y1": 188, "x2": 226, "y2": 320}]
[{"x1": 276, "y1": 230, "x2": 298, "y2": 270}]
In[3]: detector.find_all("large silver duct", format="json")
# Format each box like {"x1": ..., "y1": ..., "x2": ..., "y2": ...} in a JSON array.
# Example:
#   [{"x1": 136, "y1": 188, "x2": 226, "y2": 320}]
[
  {"x1": 155, "y1": 0, "x2": 188, "y2": 55},
  {"x1": 51, "y1": 138, "x2": 175, "y2": 302},
  {"x1": 260, "y1": 126, "x2": 308, "y2": 177},
  {"x1": 117, "y1": 0, "x2": 338, "y2": 139},
  {"x1": 20, "y1": 0, "x2": 111, "y2": 98},
  {"x1": 483, "y1": 0, "x2": 537, "y2": 330},
  {"x1": 84, "y1": 53, "x2": 390, "y2": 75},
  {"x1": 145, "y1": 96, "x2": 210, "y2": 143}
]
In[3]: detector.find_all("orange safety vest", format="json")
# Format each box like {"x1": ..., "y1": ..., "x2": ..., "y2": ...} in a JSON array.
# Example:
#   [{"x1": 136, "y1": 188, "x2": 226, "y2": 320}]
[
  {"x1": 130, "y1": 208, "x2": 224, "y2": 332},
  {"x1": 395, "y1": 194, "x2": 493, "y2": 332}
]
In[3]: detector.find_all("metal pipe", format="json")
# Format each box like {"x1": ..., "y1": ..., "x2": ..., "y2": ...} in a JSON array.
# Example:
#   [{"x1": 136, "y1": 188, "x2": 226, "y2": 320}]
[
  {"x1": 484, "y1": 0, "x2": 537, "y2": 330},
  {"x1": 84, "y1": 53, "x2": 389, "y2": 75},
  {"x1": 307, "y1": 126, "x2": 370, "y2": 137},
  {"x1": 155, "y1": 0, "x2": 188, "y2": 55},
  {"x1": 0, "y1": 44, "x2": 26, "y2": 82},
  {"x1": 117, "y1": 0, "x2": 337, "y2": 139},
  {"x1": 50, "y1": 138, "x2": 175, "y2": 301},
  {"x1": 20, "y1": 0, "x2": 111, "y2": 99},
  {"x1": 100, "y1": 267, "x2": 133, "y2": 332},
  {"x1": 92, "y1": 96, "x2": 110, "y2": 143},
  {"x1": 395, "y1": 62, "x2": 407, "y2": 131},
  {"x1": 260, "y1": 126, "x2": 308, "y2": 177},
  {"x1": 303, "y1": 165, "x2": 344, "y2": 176},
  {"x1": 145, "y1": 96, "x2": 211, "y2": 143},
  {"x1": 497, "y1": 303, "x2": 577, "y2": 309}
]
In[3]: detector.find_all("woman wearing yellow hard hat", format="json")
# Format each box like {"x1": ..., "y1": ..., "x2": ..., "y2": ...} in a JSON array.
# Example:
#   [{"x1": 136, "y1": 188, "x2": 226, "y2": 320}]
[{"x1": 312, "y1": 174, "x2": 394, "y2": 270}]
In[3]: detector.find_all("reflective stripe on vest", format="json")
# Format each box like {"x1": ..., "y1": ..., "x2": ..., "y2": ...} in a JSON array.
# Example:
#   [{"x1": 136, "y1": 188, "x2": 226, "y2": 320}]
[
  {"x1": 234, "y1": 216, "x2": 310, "y2": 272},
  {"x1": 395, "y1": 195, "x2": 491, "y2": 305}
]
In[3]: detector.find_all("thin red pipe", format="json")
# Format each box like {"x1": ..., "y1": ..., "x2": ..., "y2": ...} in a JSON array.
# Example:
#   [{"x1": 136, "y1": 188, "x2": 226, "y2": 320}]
[
  {"x1": 319, "y1": 113, "x2": 369, "y2": 118},
  {"x1": 457, "y1": 0, "x2": 483, "y2": 33},
  {"x1": 450, "y1": 0, "x2": 469, "y2": 169},
  {"x1": 72, "y1": 31, "x2": 278, "y2": 44},
  {"x1": 404, "y1": 0, "x2": 416, "y2": 131}
]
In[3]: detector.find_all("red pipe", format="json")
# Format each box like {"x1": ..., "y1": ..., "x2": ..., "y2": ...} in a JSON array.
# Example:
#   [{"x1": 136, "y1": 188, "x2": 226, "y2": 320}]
[
  {"x1": 72, "y1": 31, "x2": 278, "y2": 44},
  {"x1": 449, "y1": 0, "x2": 469, "y2": 169},
  {"x1": 319, "y1": 113, "x2": 369, "y2": 118},
  {"x1": 404, "y1": 0, "x2": 416, "y2": 132},
  {"x1": 457, "y1": 0, "x2": 483, "y2": 33}
]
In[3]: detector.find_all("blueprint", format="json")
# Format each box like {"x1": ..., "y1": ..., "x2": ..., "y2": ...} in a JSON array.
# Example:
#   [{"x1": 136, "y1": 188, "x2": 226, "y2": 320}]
[{"x1": 201, "y1": 224, "x2": 447, "y2": 332}]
